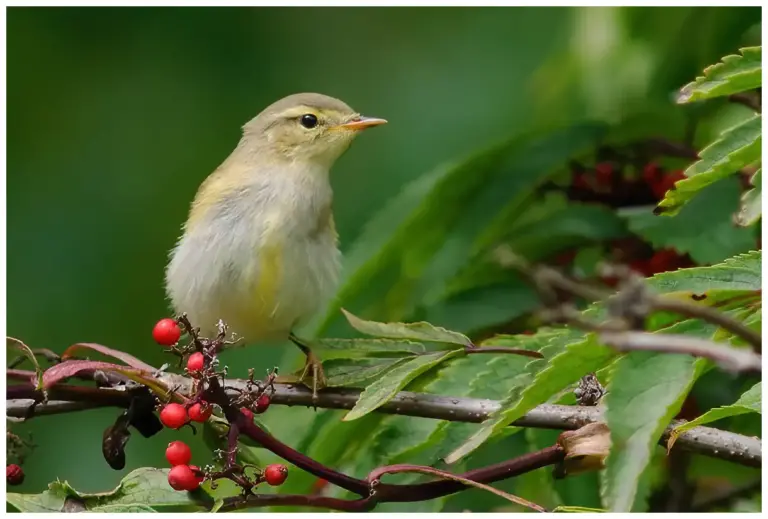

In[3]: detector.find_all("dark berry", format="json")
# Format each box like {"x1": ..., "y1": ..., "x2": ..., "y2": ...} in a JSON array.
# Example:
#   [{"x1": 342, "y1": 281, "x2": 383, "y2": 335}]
[
  {"x1": 153, "y1": 318, "x2": 181, "y2": 346},
  {"x1": 160, "y1": 403, "x2": 188, "y2": 429},
  {"x1": 165, "y1": 441, "x2": 192, "y2": 466},
  {"x1": 6, "y1": 464, "x2": 24, "y2": 486},
  {"x1": 264, "y1": 464, "x2": 289, "y2": 486},
  {"x1": 255, "y1": 393, "x2": 271, "y2": 414},
  {"x1": 186, "y1": 352, "x2": 205, "y2": 373},
  {"x1": 188, "y1": 402, "x2": 213, "y2": 423}
]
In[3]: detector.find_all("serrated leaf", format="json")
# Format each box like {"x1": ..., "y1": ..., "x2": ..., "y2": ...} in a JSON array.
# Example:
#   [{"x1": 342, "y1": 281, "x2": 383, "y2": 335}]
[
  {"x1": 7, "y1": 468, "x2": 212, "y2": 512},
  {"x1": 341, "y1": 308, "x2": 472, "y2": 346},
  {"x1": 7, "y1": 336, "x2": 44, "y2": 389},
  {"x1": 667, "y1": 381, "x2": 761, "y2": 450},
  {"x1": 343, "y1": 349, "x2": 463, "y2": 421},
  {"x1": 736, "y1": 168, "x2": 761, "y2": 226},
  {"x1": 620, "y1": 176, "x2": 755, "y2": 264},
  {"x1": 323, "y1": 356, "x2": 411, "y2": 387},
  {"x1": 446, "y1": 332, "x2": 614, "y2": 463},
  {"x1": 657, "y1": 115, "x2": 761, "y2": 215},
  {"x1": 313, "y1": 337, "x2": 426, "y2": 358},
  {"x1": 601, "y1": 348, "x2": 707, "y2": 512},
  {"x1": 646, "y1": 250, "x2": 761, "y2": 294},
  {"x1": 677, "y1": 47, "x2": 762, "y2": 103}
]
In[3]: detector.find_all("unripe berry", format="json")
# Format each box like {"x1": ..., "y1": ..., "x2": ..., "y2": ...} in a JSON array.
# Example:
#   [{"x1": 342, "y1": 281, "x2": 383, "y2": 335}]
[
  {"x1": 165, "y1": 441, "x2": 192, "y2": 466},
  {"x1": 153, "y1": 318, "x2": 181, "y2": 346},
  {"x1": 188, "y1": 402, "x2": 213, "y2": 422},
  {"x1": 255, "y1": 393, "x2": 271, "y2": 414},
  {"x1": 6, "y1": 464, "x2": 24, "y2": 486},
  {"x1": 186, "y1": 352, "x2": 205, "y2": 373},
  {"x1": 264, "y1": 464, "x2": 288, "y2": 486},
  {"x1": 168, "y1": 464, "x2": 200, "y2": 491},
  {"x1": 240, "y1": 407, "x2": 254, "y2": 422},
  {"x1": 160, "y1": 403, "x2": 188, "y2": 429}
]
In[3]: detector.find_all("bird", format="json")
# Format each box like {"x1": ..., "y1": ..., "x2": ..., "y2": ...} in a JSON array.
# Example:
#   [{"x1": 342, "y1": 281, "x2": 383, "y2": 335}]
[{"x1": 165, "y1": 93, "x2": 387, "y2": 399}]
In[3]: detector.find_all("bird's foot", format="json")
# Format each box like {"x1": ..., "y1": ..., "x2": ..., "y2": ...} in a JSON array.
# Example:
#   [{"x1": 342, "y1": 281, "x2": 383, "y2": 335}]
[{"x1": 298, "y1": 350, "x2": 327, "y2": 404}]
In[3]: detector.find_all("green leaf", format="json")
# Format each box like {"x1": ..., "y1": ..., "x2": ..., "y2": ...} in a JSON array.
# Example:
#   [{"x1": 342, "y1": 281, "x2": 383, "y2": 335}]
[
  {"x1": 553, "y1": 506, "x2": 607, "y2": 513},
  {"x1": 667, "y1": 381, "x2": 761, "y2": 449},
  {"x1": 657, "y1": 115, "x2": 761, "y2": 215},
  {"x1": 601, "y1": 348, "x2": 707, "y2": 512},
  {"x1": 343, "y1": 349, "x2": 463, "y2": 421},
  {"x1": 736, "y1": 168, "x2": 761, "y2": 226},
  {"x1": 445, "y1": 332, "x2": 615, "y2": 463},
  {"x1": 341, "y1": 308, "x2": 472, "y2": 346},
  {"x1": 677, "y1": 46, "x2": 762, "y2": 103},
  {"x1": 313, "y1": 337, "x2": 426, "y2": 357},
  {"x1": 646, "y1": 250, "x2": 761, "y2": 294},
  {"x1": 620, "y1": 176, "x2": 755, "y2": 264},
  {"x1": 6, "y1": 468, "x2": 213, "y2": 512},
  {"x1": 323, "y1": 356, "x2": 411, "y2": 387}
]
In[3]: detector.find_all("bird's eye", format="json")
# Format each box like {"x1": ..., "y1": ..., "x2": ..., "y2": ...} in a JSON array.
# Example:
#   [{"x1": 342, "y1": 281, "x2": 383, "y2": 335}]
[{"x1": 300, "y1": 114, "x2": 318, "y2": 129}]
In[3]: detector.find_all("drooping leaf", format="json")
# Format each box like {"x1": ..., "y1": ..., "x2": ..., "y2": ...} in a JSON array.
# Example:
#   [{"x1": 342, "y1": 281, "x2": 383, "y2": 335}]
[
  {"x1": 343, "y1": 349, "x2": 463, "y2": 421},
  {"x1": 323, "y1": 356, "x2": 411, "y2": 387},
  {"x1": 667, "y1": 381, "x2": 761, "y2": 450},
  {"x1": 736, "y1": 168, "x2": 761, "y2": 226},
  {"x1": 7, "y1": 336, "x2": 43, "y2": 390},
  {"x1": 62, "y1": 342, "x2": 157, "y2": 372},
  {"x1": 677, "y1": 46, "x2": 762, "y2": 103},
  {"x1": 6, "y1": 468, "x2": 213, "y2": 512},
  {"x1": 341, "y1": 308, "x2": 472, "y2": 346},
  {"x1": 600, "y1": 337, "x2": 708, "y2": 512},
  {"x1": 41, "y1": 360, "x2": 146, "y2": 388},
  {"x1": 620, "y1": 176, "x2": 755, "y2": 264},
  {"x1": 657, "y1": 115, "x2": 761, "y2": 216}
]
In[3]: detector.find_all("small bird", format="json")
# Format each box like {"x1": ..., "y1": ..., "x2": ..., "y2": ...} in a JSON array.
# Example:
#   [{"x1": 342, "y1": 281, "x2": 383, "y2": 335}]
[{"x1": 165, "y1": 93, "x2": 386, "y2": 398}]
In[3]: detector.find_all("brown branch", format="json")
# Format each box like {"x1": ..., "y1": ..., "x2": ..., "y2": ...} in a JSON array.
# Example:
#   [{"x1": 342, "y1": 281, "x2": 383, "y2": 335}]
[
  {"x1": 729, "y1": 92, "x2": 761, "y2": 113},
  {"x1": 8, "y1": 379, "x2": 760, "y2": 467},
  {"x1": 599, "y1": 331, "x2": 762, "y2": 373}
]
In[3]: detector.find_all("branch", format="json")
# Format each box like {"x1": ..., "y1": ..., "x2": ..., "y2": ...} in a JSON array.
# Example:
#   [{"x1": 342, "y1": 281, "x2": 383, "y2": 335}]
[
  {"x1": 599, "y1": 331, "x2": 762, "y2": 373},
  {"x1": 8, "y1": 380, "x2": 760, "y2": 467}
]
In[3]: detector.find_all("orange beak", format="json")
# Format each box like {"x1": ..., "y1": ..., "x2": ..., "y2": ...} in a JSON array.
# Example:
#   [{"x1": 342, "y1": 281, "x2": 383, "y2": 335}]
[{"x1": 336, "y1": 116, "x2": 388, "y2": 130}]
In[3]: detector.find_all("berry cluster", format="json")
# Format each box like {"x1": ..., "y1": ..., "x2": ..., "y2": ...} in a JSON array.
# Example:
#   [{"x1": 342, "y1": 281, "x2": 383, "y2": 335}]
[{"x1": 151, "y1": 317, "x2": 282, "y2": 494}]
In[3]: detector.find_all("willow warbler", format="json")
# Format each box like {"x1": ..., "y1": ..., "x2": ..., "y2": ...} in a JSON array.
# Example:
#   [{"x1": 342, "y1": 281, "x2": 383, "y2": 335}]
[{"x1": 165, "y1": 93, "x2": 386, "y2": 398}]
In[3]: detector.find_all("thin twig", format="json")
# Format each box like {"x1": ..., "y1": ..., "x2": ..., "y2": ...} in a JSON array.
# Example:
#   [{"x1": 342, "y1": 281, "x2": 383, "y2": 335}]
[{"x1": 600, "y1": 331, "x2": 761, "y2": 373}]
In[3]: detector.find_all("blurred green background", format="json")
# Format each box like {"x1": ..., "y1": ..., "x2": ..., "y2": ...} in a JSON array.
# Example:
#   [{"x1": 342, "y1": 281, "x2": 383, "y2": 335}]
[{"x1": 7, "y1": 5, "x2": 760, "y2": 500}]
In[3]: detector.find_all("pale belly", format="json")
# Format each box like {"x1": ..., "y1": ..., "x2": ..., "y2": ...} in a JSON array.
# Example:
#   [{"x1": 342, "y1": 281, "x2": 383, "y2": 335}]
[{"x1": 165, "y1": 215, "x2": 340, "y2": 343}]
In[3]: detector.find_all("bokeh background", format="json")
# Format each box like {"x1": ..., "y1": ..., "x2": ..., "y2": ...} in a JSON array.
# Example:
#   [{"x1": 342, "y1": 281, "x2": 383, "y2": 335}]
[{"x1": 7, "y1": 5, "x2": 761, "y2": 506}]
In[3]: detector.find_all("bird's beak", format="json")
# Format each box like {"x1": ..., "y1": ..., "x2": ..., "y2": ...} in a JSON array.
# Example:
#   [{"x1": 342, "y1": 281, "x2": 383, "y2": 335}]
[{"x1": 336, "y1": 116, "x2": 388, "y2": 131}]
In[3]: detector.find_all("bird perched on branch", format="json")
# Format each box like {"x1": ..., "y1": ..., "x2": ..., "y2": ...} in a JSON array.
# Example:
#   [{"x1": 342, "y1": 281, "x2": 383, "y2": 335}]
[{"x1": 165, "y1": 93, "x2": 386, "y2": 399}]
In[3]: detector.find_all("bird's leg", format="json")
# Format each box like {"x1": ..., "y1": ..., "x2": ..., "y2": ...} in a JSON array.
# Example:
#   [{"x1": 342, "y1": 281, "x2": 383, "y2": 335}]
[{"x1": 289, "y1": 333, "x2": 326, "y2": 402}]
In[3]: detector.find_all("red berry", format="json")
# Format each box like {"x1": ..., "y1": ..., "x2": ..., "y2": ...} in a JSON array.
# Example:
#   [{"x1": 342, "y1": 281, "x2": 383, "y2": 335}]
[
  {"x1": 160, "y1": 403, "x2": 188, "y2": 429},
  {"x1": 190, "y1": 465, "x2": 205, "y2": 486},
  {"x1": 186, "y1": 352, "x2": 205, "y2": 373},
  {"x1": 165, "y1": 441, "x2": 192, "y2": 466},
  {"x1": 188, "y1": 402, "x2": 213, "y2": 422},
  {"x1": 254, "y1": 393, "x2": 271, "y2": 414},
  {"x1": 594, "y1": 162, "x2": 613, "y2": 187},
  {"x1": 264, "y1": 464, "x2": 289, "y2": 486},
  {"x1": 153, "y1": 318, "x2": 181, "y2": 346},
  {"x1": 572, "y1": 172, "x2": 590, "y2": 190},
  {"x1": 642, "y1": 162, "x2": 662, "y2": 185},
  {"x1": 240, "y1": 407, "x2": 254, "y2": 422},
  {"x1": 168, "y1": 464, "x2": 200, "y2": 491},
  {"x1": 6, "y1": 464, "x2": 24, "y2": 486}
]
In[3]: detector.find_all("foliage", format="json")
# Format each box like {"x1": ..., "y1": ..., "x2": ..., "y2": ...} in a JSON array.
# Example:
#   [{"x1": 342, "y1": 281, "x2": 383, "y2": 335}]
[{"x1": 6, "y1": 8, "x2": 761, "y2": 515}]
